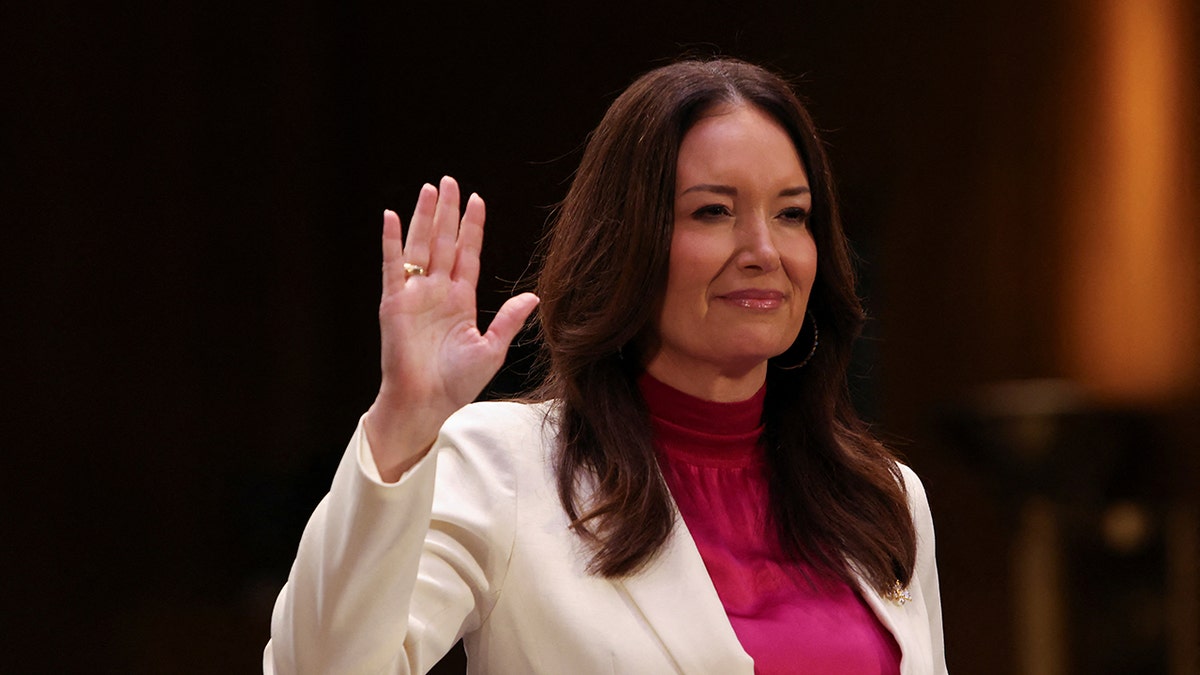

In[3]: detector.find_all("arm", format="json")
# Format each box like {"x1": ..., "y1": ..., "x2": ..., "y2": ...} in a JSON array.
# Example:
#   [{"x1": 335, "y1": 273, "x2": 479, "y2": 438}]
[
  {"x1": 265, "y1": 411, "x2": 520, "y2": 674},
  {"x1": 265, "y1": 422, "x2": 440, "y2": 674},
  {"x1": 264, "y1": 177, "x2": 538, "y2": 673}
]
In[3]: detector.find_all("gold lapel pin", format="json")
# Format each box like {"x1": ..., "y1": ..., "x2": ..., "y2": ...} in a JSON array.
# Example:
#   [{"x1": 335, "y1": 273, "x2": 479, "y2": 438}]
[{"x1": 884, "y1": 580, "x2": 912, "y2": 606}]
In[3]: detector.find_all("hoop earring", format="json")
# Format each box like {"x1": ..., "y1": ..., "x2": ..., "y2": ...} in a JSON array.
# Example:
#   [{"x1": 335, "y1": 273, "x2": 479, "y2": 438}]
[{"x1": 774, "y1": 312, "x2": 819, "y2": 371}]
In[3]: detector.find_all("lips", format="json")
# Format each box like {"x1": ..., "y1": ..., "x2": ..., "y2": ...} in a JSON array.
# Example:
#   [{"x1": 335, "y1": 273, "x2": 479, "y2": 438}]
[{"x1": 717, "y1": 289, "x2": 786, "y2": 310}]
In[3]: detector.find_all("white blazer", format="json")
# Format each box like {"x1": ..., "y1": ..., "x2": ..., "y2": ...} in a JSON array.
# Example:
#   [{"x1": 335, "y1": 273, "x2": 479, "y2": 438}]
[{"x1": 265, "y1": 400, "x2": 947, "y2": 674}]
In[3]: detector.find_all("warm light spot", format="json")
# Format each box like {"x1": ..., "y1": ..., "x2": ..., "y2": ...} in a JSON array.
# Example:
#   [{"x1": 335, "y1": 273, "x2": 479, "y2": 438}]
[{"x1": 1062, "y1": 0, "x2": 1198, "y2": 402}]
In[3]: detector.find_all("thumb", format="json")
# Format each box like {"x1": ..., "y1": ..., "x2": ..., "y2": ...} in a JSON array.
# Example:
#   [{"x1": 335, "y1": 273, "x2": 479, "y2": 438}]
[{"x1": 483, "y1": 293, "x2": 540, "y2": 351}]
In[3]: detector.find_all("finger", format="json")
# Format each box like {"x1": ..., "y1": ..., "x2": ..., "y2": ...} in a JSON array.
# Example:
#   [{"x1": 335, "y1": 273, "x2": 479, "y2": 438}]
[
  {"x1": 452, "y1": 192, "x2": 485, "y2": 286},
  {"x1": 483, "y1": 293, "x2": 540, "y2": 352},
  {"x1": 403, "y1": 183, "x2": 438, "y2": 268},
  {"x1": 381, "y1": 209, "x2": 405, "y2": 295},
  {"x1": 428, "y1": 175, "x2": 461, "y2": 276}
]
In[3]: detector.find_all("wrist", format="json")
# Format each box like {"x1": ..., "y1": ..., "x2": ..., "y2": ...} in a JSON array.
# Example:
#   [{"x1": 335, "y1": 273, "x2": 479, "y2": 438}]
[{"x1": 363, "y1": 397, "x2": 439, "y2": 482}]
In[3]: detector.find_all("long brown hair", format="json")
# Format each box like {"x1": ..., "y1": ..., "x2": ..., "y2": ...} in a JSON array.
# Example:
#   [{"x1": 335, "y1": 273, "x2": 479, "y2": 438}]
[{"x1": 533, "y1": 58, "x2": 916, "y2": 593}]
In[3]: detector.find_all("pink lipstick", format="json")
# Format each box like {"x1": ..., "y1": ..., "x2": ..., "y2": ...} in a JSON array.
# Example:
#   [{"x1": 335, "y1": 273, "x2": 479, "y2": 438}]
[{"x1": 718, "y1": 289, "x2": 786, "y2": 310}]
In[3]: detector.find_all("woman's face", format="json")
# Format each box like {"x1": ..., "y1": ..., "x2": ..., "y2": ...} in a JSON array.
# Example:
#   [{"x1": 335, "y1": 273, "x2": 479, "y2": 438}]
[{"x1": 644, "y1": 103, "x2": 817, "y2": 398}]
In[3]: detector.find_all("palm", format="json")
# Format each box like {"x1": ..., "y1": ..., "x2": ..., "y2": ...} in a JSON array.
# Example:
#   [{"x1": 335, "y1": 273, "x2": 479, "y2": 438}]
[
  {"x1": 381, "y1": 260, "x2": 500, "y2": 412},
  {"x1": 368, "y1": 177, "x2": 538, "y2": 474}
]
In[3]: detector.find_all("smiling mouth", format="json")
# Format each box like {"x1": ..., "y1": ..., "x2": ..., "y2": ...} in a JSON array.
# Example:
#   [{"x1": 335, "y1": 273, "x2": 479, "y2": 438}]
[{"x1": 717, "y1": 290, "x2": 786, "y2": 310}]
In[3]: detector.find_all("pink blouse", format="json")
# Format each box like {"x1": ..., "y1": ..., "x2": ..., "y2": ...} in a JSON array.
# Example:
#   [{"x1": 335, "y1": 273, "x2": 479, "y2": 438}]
[{"x1": 641, "y1": 374, "x2": 901, "y2": 675}]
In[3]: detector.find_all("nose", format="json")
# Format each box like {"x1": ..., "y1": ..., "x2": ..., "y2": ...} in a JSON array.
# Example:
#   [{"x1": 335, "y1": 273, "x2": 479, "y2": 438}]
[{"x1": 733, "y1": 214, "x2": 781, "y2": 272}]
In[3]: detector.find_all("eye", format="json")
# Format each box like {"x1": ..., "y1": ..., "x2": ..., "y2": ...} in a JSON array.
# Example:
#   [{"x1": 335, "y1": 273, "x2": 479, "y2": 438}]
[
  {"x1": 692, "y1": 204, "x2": 733, "y2": 220},
  {"x1": 779, "y1": 207, "x2": 810, "y2": 225}
]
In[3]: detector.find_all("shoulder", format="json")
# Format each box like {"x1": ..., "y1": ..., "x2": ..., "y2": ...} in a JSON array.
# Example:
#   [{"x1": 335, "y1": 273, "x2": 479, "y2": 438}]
[
  {"x1": 434, "y1": 400, "x2": 561, "y2": 472},
  {"x1": 895, "y1": 462, "x2": 937, "y2": 548},
  {"x1": 895, "y1": 463, "x2": 924, "y2": 495},
  {"x1": 424, "y1": 401, "x2": 560, "y2": 531},
  {"x1": 440, "y1": 399, "x2": 559, "y2": 444}
]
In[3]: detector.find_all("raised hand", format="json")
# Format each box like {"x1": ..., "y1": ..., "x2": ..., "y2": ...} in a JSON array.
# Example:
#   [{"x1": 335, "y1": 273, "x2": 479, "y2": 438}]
[{"x1": 364, "y1": 176, "x2": 539, "y2": 482}]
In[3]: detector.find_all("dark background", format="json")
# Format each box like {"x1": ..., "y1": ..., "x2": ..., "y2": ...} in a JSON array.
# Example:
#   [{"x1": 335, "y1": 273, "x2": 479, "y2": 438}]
[{"x1": 8, "y1": 1, "x2": 1198, "y2": 673}]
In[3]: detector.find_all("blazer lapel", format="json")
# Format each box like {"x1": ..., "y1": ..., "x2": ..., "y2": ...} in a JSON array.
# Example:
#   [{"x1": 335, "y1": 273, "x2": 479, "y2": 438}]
[
  {"x1": 609, "y1": 512, "x2": 927, "y2": 674},
  {"x1": 857, "y1": 577, "x2": 924, "y2": 675},
  {"x1": 613, "y1": 515, "x2": 754, "y2": 674}
]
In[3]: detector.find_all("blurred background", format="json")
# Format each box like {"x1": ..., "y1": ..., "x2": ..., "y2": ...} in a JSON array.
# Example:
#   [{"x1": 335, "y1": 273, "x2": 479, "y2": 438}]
[{"x1": 7, "y1": 1, "x2": 1198, "y2": 672}]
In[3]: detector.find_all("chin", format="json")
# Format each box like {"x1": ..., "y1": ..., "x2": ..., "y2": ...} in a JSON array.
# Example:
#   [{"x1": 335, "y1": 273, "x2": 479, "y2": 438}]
[
  {"x1": 712, "y1": 345, "x2": 789, "y2": 370},
  {"x1": 724, "y1": 336, "x2": 797, "y2": 361}
]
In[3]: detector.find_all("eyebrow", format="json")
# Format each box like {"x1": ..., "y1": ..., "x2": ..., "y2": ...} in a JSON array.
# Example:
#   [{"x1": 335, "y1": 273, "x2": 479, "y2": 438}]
[{"x1": 679, "y1": 184, "x2": 811, "y2": 197}]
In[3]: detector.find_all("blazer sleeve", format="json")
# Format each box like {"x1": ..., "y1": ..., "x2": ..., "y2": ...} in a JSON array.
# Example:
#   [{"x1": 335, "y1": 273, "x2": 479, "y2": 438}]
[
  {"x1": 902, "y1": 464, "x2": 949, "y2": 674},
  {"x1": 264, "y1": 408, "x2": 519, "y2": 674}
]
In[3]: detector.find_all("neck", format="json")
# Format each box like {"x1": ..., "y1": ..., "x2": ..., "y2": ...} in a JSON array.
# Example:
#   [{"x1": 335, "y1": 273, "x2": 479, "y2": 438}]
[{"x1": 643, "y1": 356, "x2": 767, "y2": 402}]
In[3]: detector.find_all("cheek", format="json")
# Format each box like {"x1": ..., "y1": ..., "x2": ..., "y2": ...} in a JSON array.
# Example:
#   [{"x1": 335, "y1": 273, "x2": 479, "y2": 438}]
[
  {"x1": 660, "y1": 269, "x2": 706, "y2": 324},
  {"x1": 783, "y1": 236, "x2": 819, "y2": 288},
  {"x1": 669, "y1": 229, "x2": 726, "y2": 267},
  {"x1": 666, "y1": 232, "x2": 725, "y2": 294}
]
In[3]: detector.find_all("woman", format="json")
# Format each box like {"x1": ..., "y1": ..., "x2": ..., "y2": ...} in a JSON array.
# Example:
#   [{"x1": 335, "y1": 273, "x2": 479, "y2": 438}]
[{"x1": 266, "y1": 58, "x2": 946, "y2": 674}]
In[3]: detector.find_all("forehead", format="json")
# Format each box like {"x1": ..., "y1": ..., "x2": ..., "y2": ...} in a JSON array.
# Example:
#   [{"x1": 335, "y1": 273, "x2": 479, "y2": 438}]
[{"x1": 676, "y1": 104, "x2": 808, "y2": 186}]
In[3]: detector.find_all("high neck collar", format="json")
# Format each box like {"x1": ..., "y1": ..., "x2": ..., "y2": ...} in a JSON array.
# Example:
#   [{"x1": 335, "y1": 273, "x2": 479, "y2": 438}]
[{"x1": 638, "y1": 372, "x2": 765, "y2": 436}]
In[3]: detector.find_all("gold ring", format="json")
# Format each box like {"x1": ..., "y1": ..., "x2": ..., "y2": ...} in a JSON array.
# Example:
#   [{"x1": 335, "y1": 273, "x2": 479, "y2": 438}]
[{"x1": 403, "y1": 263, "x2": 426, "y2": 278}]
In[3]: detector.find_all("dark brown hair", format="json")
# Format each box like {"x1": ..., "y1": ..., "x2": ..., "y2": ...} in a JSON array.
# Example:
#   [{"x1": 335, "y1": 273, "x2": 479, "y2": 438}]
[{"x1": 533, "y1": 58, "x2": 916, "y2": 593}]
